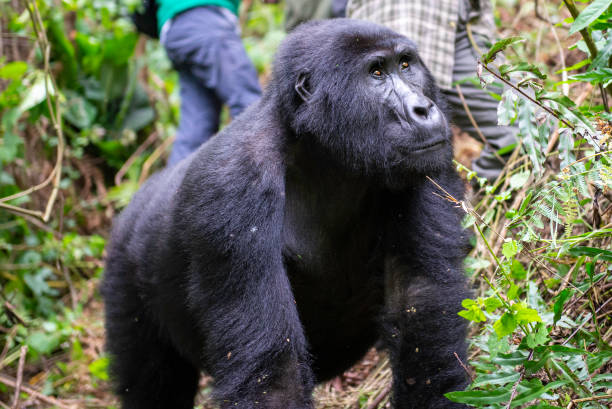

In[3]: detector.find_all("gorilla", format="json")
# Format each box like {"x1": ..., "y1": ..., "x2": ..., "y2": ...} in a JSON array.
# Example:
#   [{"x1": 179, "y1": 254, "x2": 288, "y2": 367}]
[{"x1": 103, "y1": 19, "x2": 471, "y2": 409}]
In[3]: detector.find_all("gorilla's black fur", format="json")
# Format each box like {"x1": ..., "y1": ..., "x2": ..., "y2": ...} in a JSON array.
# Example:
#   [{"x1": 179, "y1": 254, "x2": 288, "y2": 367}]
[{"x1": 103, "y1": 19, "x2": 471, "y2": 409}]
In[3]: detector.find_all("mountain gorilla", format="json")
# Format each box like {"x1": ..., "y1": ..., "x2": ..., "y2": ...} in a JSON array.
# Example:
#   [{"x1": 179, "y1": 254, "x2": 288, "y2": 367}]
[{"x1": 103, "y1": 19, "x2": 471, "y2": 409}]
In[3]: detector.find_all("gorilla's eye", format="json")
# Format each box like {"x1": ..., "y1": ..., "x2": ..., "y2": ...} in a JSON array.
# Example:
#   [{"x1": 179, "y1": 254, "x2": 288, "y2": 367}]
[
  {"x1": 370, "y1": 66, "x2": 384, "y2": 78},
  {"x1": 401, "y1": 61, "x2": 410, "y2": 69}
]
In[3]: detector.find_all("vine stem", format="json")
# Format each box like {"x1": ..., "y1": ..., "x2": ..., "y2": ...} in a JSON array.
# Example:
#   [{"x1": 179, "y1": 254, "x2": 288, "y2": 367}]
[
  {"x1": 478, "y1": 61, "x2": 575, "y2": 130},
  {"x1": 562, "y1": 0, "x2": 610, "y2": 112}
]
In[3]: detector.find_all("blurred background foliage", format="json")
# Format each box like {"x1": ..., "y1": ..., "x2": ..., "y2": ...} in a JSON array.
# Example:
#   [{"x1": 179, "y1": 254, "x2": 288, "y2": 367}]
[{"x1": 0, "y1": 0, "x2": 610, "y2": 408}]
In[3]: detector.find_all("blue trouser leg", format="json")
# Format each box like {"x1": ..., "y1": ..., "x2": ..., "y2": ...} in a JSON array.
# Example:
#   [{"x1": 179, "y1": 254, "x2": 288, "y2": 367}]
[
  {"x1": 163, "y1": 6, "x2": 262, "y2": 165},
  {"x1": 168, "y1": 70, "x2": 222, "y2": 165},
  {"x1": 442, "y1": 30, "x2": 518, "y2": 181}
]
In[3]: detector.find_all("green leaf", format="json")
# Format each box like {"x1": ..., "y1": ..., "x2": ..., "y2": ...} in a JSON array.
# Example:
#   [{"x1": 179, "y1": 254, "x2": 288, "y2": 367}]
[
  {"x1": 89, "y1": 357, "x2": 110, "y2": 381},
  {"x1": 569, "y1": 0, "x2": 612, "y2": 34},
  {"x1": 509, "y1": 171, "x2": 530, "y2": 190},
  {"x1": 591, "y1": 37, "x2": 612, "y2": 68},
  {"x1": 499, "y1": 62, "x2": 547, "y2": 79},
  {"x1": 26, "y1": 331, "x2": 62, "y2": 355},
  {"x1": 458, "y1": 299, "x2": 486, "y2": 322},
  {"x1": 514, "y1": 305, "x2": 542, "y2": 324},
  {"x1": 524, "y1": 323, "x2": 549, "y2": 348},
  {"x1": 494, "y1": 312, "x2": 518, "y2": 338},
  {"x1": 553, "y1": 289, "x2": 573, "y2": 325},
  {"x1": 571, "y1": 68, "x2": 612, "y2": 87},
  {"x1": 502, "y1": 240, "x2": 519, "y2": 259},
  {"x1": 445, "y1": 389, "x2": 511, "y2": 405},
  {"x1": 0, "y1": 61, "x2": 28, "y2": 80},
  {"x1": 507, "y1": 282, "x2": 520, "y2": 300},
  {"x1": 568, "y1": 246, "x2": 612, "y2": 261},
  {"x1": 484, "y1": 296, "x2": 503, "y2": 313},
  {"x1": 511, "y1": 260, "x2": 527, "y2": 280},
  {"x1": 482, "y1": 37, "x2": 524, "y2": 64},
  {"x1": 473, "y1": 371, "x2": 521, "y2": 387},
  {"x1": 121, "y1": 107, "x2": 155, "y2": 131},
  {"x1": 492, "y1": 351, "x2": 529, "y2": 366},
  {"x1": 511, "y1": 379, "x2": 570, "y2": 407},
  {"x1": 63, "y1": 91, "x2": 98, "y2": 129}
]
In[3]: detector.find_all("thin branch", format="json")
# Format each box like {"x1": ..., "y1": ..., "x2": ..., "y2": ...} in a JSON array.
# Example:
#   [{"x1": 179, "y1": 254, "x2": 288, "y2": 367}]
[
  {"x1": 0, "y1": 373, "x2": 75, "y2": 409},
  {"x1": 454, "y1": 352, "x2": 475, "y2": 381},
  {"x1": 505, "y1": 350, "x2": 534, "y2": 409},
  {"x1": 478, "y1": 61, "x2": 575, "y2": 129},
  {"x1": 365, "y1": 384, "x2": 391, "y2": 409},
  {"x1": 562, "y1": 297, "x2": 612, "y2": 345},
  {"x1": 11, "y1": 346, "x2": 27, "y2": 409}
]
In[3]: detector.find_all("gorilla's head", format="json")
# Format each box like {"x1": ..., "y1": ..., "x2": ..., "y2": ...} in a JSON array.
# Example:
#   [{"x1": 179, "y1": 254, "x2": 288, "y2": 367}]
[{"x1": 270, "y1": 19, "x2": 453, "y2": 182}]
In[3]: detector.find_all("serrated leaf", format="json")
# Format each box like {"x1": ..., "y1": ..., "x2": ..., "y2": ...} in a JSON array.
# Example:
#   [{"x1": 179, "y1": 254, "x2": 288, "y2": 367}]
[
  {"x1": 502, "y1": 240, "x2": 519, "y2": 259},
  {"x1": 494, "y1": 312, "x2": 518, "y2": 338},
  {"x1": 571, "y1": 68, "x2": 612, "y2": 87},
  {"x1": 569, "y1": 0, "x2": 612, "y2": 34},
  {"x1": 509, "y1": 171, "x2": 530, "y2": 190},
  {"x1": 591, "y1": 36, "x2": 612, "y2": 68},
  {"x1": 515, "y1": 306, "x2": 542, "y2": 324},
  {"x1": 482, "y1": 37, "x2": 524, "y2": 64},
  {"x1": 484, "y1": 296, "x2": 503, "y2": 313},
  {"x1": 499, "y1": 62, "x2": 547, "y2": 79}
]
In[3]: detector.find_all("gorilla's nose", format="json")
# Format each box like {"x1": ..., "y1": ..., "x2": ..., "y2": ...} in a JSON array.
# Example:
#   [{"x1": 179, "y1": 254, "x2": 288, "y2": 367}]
[
  {"x1": 407, "y1": 95, "x2": 440, "y2": 126},
  {"x1": 410, "y1": 99, "x2": 434, "y2": 122}
]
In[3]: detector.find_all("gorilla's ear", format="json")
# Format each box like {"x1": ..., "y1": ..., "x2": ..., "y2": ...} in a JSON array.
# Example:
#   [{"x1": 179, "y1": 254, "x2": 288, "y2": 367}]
[{"x1": 295, "y1": 72, "x2": 312, "y2": 103}]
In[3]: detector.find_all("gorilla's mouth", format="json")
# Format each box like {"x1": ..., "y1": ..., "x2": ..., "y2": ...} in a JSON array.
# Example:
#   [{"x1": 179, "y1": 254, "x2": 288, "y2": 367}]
[{"x1": 408, "y1": 138, "x2": 447, "y2": 153}]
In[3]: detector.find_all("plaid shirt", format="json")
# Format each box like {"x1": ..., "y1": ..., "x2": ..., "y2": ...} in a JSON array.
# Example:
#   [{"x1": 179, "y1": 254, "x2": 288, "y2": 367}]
[{"x1": 346, "y1": 0, "x2": 495, "y2": 89}]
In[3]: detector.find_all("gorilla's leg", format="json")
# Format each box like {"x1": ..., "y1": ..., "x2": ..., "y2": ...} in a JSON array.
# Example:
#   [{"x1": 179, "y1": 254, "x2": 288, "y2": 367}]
[
  {"x1": 382, "y1": 181, "x2": 470, "y2": 409},
  {"x1": 104, "y1": 273, "x2": 199, "y2": 409},
  {"x1": 382, "y1": 270, "x2": 470, "y2": 409}
]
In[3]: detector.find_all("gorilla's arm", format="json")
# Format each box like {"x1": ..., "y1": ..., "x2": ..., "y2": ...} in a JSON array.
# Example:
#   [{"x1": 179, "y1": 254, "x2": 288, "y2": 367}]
[
  {"x1": 171, "y1": 105, "x2": 313, "y2": 408},
  {"x1": 382, "y1": 169, "x2": 471, "y2": 409}
]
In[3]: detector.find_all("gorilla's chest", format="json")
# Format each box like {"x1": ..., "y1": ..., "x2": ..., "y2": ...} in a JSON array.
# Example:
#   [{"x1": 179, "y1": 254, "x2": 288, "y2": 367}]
[{"x1": 280, "y1": 187, "x2": 385, "y2": 306}]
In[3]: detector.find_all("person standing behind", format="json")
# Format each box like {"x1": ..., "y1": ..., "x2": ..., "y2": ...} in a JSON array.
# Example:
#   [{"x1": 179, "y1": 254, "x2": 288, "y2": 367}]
[
  {"x1": 157, "y1": 0, "x2": 262, "y2": 165},
  {"x1": 347, "y1": 0, "x2": 517, "y2": 182}
]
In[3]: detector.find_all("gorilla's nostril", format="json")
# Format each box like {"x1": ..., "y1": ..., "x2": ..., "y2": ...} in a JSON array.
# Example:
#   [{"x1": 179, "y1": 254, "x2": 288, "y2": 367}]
[{"x1": 413, "y1": 106, "x2": 429, "y2": 118}]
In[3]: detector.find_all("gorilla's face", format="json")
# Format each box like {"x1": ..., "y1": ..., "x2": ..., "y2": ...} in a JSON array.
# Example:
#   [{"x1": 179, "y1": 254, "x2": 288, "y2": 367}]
[
  {"x1": 274, "y1": 20, "x2": 453, "y2": 182},
  {"x1": 362, "y1": 44, "x2": 451, "y2": 175}
]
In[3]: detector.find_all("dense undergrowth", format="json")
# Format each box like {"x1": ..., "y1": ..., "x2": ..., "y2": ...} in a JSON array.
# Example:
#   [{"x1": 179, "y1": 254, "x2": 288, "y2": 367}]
[{"x1": 0, "y1": 0, "x2": 610, "y2": 408}]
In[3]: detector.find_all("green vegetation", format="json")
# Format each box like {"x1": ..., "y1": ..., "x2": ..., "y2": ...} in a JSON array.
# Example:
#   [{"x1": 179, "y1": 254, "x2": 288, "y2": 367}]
[{"x1": 0, "y1": 0, "x2": 610, "y2": 408}]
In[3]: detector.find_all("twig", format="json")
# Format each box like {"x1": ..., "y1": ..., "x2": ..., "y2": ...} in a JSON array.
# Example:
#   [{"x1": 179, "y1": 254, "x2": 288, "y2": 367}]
[
  {"x1": 455, "y1": 84, "x2": 505, "y2": 164},
  {"x1": 0, "y1": 373, "x2": 74, "y2": 409},
  {"x1": 478, "y1": 61, "x2": 574, "y2": 129},
  {"x1": 138, "y1": 135, "x2": 175, "y2": 184},
  {"x1": 11, "y1": 346, "x2": 27, "y2": 409},
  {"x1": 563, "y1": 297, "x2": 612, "y2": 345},
  {"x1": 115, "y1": 131, "x2": 158, "y2": 186},
  {"x1": 567, "y1": 394, "x2": 612, "y2": 409},
  {"x1": 534, "y1": 0, "x2": 552, "y2": 24},
  {"x1": 0, "y1": 327, "x2": 18, "y2": 370},
  {"x1": 365, "y1": 384, "x2": 391, "y2": 409},
  {"x1": 505, "y1": 350, "x2": 534, "y2": 409},
  {"x1": 454, "y1": 351, "x2": 475, "y2": 381}
]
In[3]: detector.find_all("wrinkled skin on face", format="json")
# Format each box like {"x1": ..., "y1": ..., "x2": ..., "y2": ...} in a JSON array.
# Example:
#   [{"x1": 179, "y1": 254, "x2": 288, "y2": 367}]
[{"x1": 272, "y1": 19, "x2": 452, "y2": 185}]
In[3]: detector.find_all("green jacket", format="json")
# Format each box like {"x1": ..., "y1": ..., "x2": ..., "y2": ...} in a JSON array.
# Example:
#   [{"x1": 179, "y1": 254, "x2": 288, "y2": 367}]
[{"x1": 156, "y1": 0, "x2": 241, "y2": 33}]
